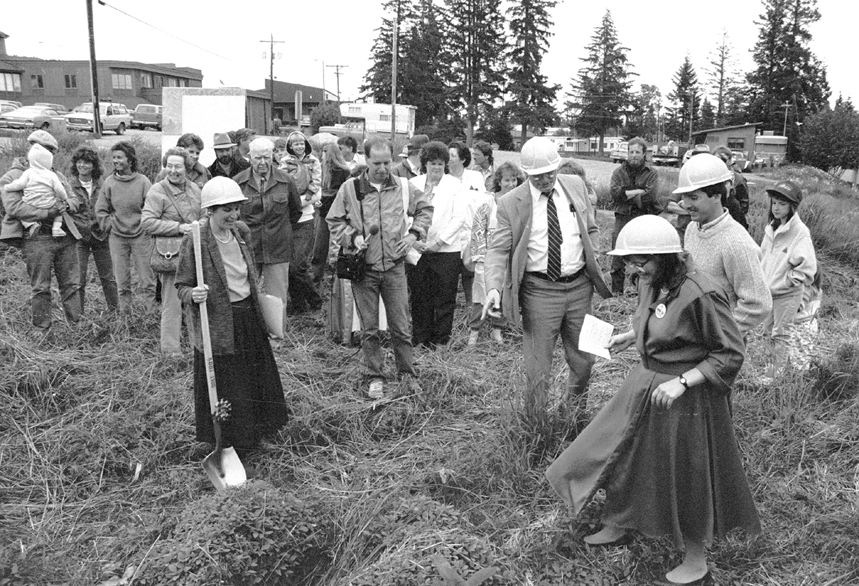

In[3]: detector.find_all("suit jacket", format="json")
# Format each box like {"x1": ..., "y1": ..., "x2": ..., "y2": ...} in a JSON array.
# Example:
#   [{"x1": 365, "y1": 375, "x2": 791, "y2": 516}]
[{"x1": 484, "y1": 174, "x2": 612, "y2": 326}]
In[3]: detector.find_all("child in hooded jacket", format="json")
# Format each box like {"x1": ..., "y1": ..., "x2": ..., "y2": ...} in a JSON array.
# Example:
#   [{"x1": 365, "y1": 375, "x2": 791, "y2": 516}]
[
  {"x1": 3, "y1": 143, "x2": 69, "y2": 237},
  {"x1": 759, "y1": 180, "x2": 818, "y2": 379}
]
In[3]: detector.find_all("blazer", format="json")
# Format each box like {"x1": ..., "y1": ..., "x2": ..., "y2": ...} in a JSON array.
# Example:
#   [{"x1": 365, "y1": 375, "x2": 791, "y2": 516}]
[{"x1": 484, "y1": 174, "x2": 612, "y2": 327}]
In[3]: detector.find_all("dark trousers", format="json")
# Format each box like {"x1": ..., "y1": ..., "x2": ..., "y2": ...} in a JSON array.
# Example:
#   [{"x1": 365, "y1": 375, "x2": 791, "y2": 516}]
[
  {"x1": 77, "y1": 238, "x2": 118, "y2": 312},
  {"x1": 611, "y1": 213, "x2": 635, "y2": 293},
  {"x1": 408, "y1": 251, "x2": 461, "y2": 347},
  {"x1": 310, "y1": 211, "x2": 330, "y2": 283},
  {"x1": 459, "y1": 259, "x2": 474, "y2": 306},
  {"x1": 288, "y1": 220, "x2": 322, "y2": 309}
]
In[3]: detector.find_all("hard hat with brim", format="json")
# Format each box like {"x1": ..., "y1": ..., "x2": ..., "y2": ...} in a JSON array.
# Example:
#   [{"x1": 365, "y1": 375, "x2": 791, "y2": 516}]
[
  {"x1": 607, "y1": 215, "x2": 683, "y2": 256},
  {"x1": 673, "y1": 153, "x2": 733, "y2": 194},
  {"x1": 765, "y1": 180, "x2": 802, "y2": 205},
  {"x1": 520, "y1": 137, "x2": 561, "y2": 175},
  {"x1": 201, "y1": 177, "x2": 248, "y2": 209}
]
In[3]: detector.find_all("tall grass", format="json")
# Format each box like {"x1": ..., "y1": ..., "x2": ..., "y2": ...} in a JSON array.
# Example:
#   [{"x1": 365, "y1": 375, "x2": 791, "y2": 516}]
[{"x1": 2, "y1": 164, "x2": 859, "y2": 584}]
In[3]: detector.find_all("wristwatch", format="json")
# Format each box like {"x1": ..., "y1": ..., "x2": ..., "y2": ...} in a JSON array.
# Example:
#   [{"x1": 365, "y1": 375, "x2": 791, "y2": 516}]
[{"x1": 678, "y1": 376, "x2": 690, "y2": 390}]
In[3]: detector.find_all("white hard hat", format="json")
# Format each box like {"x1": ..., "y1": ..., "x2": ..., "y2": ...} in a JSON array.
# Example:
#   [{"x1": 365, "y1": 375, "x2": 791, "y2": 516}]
[
  {"x1": 520, "y1": 137, "x2": 561, "y2": 175},
  {"x1": 673, "y1": 153, "x2": 733, "y2": 194},
  {"x1": 201, "y1": 177, "x2": 248, "y2": 209},
  {"x1": 608, "y1": 215, "x2": 683, "y2": 256}
]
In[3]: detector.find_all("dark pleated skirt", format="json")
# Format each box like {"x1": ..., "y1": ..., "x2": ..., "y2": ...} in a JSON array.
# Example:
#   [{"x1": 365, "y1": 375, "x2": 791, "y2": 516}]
[
  {"x1": 194, "y1": 298, "x2": 289, "y2": 449},
  {"x1": 546, "y1": 363, "x2": 761, "y2": 547}
]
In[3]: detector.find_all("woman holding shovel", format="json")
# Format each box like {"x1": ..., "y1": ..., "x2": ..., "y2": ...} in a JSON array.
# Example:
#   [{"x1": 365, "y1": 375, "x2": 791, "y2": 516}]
[{"x1": 175, "y1": 177, "x2": 289, "y2": 453}]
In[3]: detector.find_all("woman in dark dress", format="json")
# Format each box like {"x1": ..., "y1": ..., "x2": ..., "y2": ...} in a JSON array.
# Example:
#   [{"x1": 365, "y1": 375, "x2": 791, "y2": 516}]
[
  {"x1": 175, "y1": 177, "x2": 288, "y2": 450},
  {"x1": 546, "y1": 215, "x2": 760, "y2": 585}
]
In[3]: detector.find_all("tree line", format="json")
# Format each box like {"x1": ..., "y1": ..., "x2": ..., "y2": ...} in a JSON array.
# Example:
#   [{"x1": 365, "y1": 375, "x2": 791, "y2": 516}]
[{"x1": 360, "y1": 0, "x2": 848, "y2": 166}]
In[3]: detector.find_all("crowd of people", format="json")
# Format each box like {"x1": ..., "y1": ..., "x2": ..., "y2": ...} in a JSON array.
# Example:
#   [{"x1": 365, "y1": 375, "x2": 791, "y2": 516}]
[{"x1": 0, "y1": 127, "x2": 824, "y2": 585}]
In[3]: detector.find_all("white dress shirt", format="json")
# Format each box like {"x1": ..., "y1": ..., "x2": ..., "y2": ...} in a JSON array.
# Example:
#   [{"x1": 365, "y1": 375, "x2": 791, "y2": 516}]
[{"x1": 526, "y1": 180, "x2": 585, "y2": 275}]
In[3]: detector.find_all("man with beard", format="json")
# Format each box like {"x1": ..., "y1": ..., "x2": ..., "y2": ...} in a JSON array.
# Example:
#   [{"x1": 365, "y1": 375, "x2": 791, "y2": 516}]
[
  {"x1": 608, "y1": 137, "x2": 659, "y2": 295},
  {"x1": 208, "y1": 132, "x2": 249, "y2": 179}
]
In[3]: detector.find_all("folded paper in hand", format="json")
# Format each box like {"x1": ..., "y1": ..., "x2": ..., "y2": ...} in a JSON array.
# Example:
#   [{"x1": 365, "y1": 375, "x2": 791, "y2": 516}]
[
  {"x1": 578, "y1": 314, "x2": 614, "y2": 360},
  {"x1": 260, "y1": 294, "x2": 284, "y2": 339}
]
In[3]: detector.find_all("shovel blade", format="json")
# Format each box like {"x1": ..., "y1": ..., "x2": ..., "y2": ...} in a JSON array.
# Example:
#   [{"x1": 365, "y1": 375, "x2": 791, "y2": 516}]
[{"x1": 202, "y1": 447, "x2": 247, "y2": 491}]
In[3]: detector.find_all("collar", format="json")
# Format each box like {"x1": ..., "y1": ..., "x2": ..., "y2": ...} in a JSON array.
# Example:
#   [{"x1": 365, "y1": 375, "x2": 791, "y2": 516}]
[
  {"x1": 163, "y1": 179, "x2": 186, "y2": 195},
  {"x1": 356, "y1": 171, "x2": 397, "y2": 196},
  {"x1": 252, "y1": 169, "x2": 272, "y2": 189},
  {"x1": 697, "y1": 208, "x2": 730, "y2": 232}
]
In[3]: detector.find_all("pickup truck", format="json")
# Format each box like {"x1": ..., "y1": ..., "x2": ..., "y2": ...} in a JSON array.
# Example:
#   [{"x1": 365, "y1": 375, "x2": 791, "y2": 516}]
[
  {"x1": 652, "y1": 143, "x2": 689, "y2": 167},
  {"x1": 610, "y1": 142, "x2": 628, "y2": 164},
  {"x1": 131, "y1": 104, "x2": 162, "y2": 130},
  {"x1": 65, "y1": 102, "x2": 133, "y2": 134}
]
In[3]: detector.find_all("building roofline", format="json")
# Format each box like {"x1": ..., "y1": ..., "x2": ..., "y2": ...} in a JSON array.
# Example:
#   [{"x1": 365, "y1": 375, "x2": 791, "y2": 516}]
[
  {"x1": 3, "y1": 55, "x2": 203, "y2": 80},
  {"x1": 691, "y1": 122, "x2": 763, "y2": 136}
]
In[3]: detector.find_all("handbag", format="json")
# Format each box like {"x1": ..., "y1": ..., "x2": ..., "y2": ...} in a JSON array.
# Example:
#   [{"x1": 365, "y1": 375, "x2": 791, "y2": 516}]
[
  {"x1": 151, "y1": 235, "x2": 184, "y2": 273},
  {"x1": 150, "y1": 182, "x2": 193, "y2": 274}
]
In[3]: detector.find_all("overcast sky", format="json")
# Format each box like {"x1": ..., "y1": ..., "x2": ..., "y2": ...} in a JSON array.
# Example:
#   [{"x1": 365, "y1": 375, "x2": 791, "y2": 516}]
[{"x1": 3, "y1": 0, "x2": 855, "y2": 112}]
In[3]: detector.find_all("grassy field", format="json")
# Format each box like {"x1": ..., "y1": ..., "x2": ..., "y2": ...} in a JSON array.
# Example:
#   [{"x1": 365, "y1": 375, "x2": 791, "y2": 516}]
[{"x1": 1, "y1": 149, "x2": 859, "y2": 585}]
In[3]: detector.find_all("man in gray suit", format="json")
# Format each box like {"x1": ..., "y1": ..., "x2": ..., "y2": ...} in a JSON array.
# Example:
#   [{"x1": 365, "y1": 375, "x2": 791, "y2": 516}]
[{"x1": 482, "y1": 137, "x2": 612, "y2": 421}]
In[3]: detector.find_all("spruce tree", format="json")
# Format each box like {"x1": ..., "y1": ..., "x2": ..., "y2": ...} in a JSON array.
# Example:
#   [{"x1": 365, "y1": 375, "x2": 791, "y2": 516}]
[
  {"x1": 506, "y1": 0, "x2": 560, "y2": 148},
  {"x1": 666, "y1": 56, "x2": 701, "y2": 142},
  {"x1": 567, "y1": 10, "x2": 634, "y2": 154},
  {"x1": 446, "y1": 0, "x2": 507, "y2": 145}
]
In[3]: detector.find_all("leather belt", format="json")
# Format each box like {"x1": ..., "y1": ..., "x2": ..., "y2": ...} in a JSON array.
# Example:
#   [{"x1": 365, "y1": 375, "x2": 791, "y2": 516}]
[{"x1": 526, "y1": 267, "x2": 586, "y2": 283}]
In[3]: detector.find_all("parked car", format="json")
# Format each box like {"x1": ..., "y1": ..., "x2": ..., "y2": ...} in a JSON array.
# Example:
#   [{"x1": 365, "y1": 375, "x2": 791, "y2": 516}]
[
  {"x1": 610, "y1": 141, "x2": 629, "y2": 164},
  {"x1": 682, "y1": 143, "x2": 711, "y2": 164},
  {"x1": 731, "y1": 150, "x2": 752, "y2": 173},
  {"x1": 0, "y1": 106, "x2": 68, "y2": 132},
  {"x1": 33, "y1": 102, "x2": 68, "y2": 114},
  {"x1": 131, "y1": 104, "x2": 162, "y2": 130},
  {"x1": 0, "y1": 103, "x2": 18, "y2": 117},
  {"x1": 0, "y1": 100, "x2": 23, "y2": 109},
  {"x1": 65, "y1": 102, "x2": 133, "y2": 134}
]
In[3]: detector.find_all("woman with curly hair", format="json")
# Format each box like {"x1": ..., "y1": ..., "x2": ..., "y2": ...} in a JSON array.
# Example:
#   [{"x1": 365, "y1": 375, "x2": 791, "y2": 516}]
[
  {"x1": 70, "y1": 145, "x2": 118, "y2": 312},
  {"x1": 94, "y1": 141, "x2": 155, "y2": 312}
]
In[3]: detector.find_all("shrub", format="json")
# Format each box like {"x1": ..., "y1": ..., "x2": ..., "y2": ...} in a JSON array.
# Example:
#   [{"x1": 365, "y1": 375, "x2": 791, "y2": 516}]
[
  {"x1": 136, "y1": 481, "x2": 331, "y2": 586},
  {"x1": 810, "y1": 343, "x2": 859, "y2": 402}
]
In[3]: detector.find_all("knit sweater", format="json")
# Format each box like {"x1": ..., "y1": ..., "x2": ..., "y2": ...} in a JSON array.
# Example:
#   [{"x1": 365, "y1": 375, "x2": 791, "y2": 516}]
[
  {"x1": 760, "y1": 213, "x2": 817, "y2": 298},
  {"x1": 684, "y1": 209, "x2": 772, "y2": 332},
  {"x1": 94, "y1": 172, "x2": 152, "y2": 238}
]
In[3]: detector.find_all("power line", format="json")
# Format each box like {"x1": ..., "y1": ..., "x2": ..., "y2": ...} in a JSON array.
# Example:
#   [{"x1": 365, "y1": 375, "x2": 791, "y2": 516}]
[{"x1": 98, "y1": 1, "x2": 240, "y2": 65}]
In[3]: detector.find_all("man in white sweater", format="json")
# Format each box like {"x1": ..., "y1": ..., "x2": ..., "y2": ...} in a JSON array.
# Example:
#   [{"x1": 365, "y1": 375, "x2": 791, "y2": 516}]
[{"x1": 675, "y1": 154, "x2": 771, "y2": 334}]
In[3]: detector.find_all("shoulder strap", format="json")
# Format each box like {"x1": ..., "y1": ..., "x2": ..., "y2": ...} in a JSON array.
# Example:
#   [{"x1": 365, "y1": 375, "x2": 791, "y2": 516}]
[
  {"x1": 160, "y1": 181, "x2": 191, "y2": 224},
  {"x1": 399, "y1": 176, "x2": 410, "y2": 220}
]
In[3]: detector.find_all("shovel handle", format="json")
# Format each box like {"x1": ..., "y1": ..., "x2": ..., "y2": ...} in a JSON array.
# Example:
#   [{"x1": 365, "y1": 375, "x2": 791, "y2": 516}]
[{"x1": 191, "y1": 221, "x2": 220, "y2": 419}]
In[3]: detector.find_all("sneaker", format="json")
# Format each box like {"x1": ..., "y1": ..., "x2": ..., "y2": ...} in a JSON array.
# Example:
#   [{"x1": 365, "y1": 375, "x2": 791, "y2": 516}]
[
  {"x1": 490, "y1": 328, "x2": 503, "y2": 344},
  {"x1": 367, "y1": 379, "x2": 384, "y2": 400},
  {"x1": 467, "y1": 330, "x2": 480, "y2": 346}
]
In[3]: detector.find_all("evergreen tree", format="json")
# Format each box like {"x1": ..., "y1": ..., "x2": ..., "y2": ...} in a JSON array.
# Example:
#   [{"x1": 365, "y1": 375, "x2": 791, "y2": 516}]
[
  {"x1": 706, "y1": 29, "x2": 744, "y2": 126},
  {"x1": 567, "y1": 9, "x2": 635, "y2": 154},
  {"x1": 624, "y1": 84, "x2": 661, "y2": 142},
  {"x1": 700, "y1": 97, "x2": 716, "y2": 129},
  {"x1": 446, "y1": 0, "x2": 507, "y2": 145},
  {"x1": 506, "y1": 0, "x2": 560, "y2": 148},
  {"x1": 747, "y1": 0, "x2": 830, "y2": 158},
  {"x1": 799, "y1": 97, "x2": 859, "y2": 174},
  {"x1": 361, "y1": 0, "x2": 418, "y2": 104},
  {"x1": 666, "y1": 55, "x2": 701, "y2": 142}
]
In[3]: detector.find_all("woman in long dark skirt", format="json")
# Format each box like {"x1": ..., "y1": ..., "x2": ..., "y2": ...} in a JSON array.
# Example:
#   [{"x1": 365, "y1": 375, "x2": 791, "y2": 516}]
[
  {"x1": 546, "y1": 215, "x2": 760, "y2": 585},
  {"x1": 175, "y1": 177, "x2": 288, "y2": 450}
]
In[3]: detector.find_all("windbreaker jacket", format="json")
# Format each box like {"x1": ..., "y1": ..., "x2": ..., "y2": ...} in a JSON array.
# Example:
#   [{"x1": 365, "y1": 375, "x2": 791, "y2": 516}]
[
  {"x1": 141, "y1": 179, "x2": 204, "y2": 237},
  {"x1": 760, "y1": 213, "x2": 817, "y2": 297},
  {"x1": 609, "y1": 161, "x2": 661, "y2": 216},
  {"x1": 326, "y1": 171, "x2": 433, "y2": 272},
  {"x1": 285, "y1": 131, "x2": 322, "y2": 196},
  {"x1": 233, "y1": 167, "x2": 302, "y2": 265}
]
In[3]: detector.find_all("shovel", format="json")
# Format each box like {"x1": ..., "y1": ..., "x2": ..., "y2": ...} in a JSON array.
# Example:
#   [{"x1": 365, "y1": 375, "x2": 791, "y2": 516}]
[{"x1": 192, "y1": 221, "x2": 247, "y2": 491}]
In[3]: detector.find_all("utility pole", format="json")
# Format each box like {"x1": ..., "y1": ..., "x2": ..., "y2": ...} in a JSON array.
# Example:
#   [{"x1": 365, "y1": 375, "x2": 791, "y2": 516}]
[
  {"x1": 86, "y1": 0, "x2": 102, "y2": 137},
  {"x1": 688, "y1": 93, "x2": 695, "y2": 144},
  {"x1": 390, "y1": 0, "x2": 400, "y2": 142},
  {"x1": 781, "y1": 101, "x2": 791, "y2": 136},
  {"x1": 260, "y1": 34, "x2": 284, "y2": 133},
  {"x1": 326, "y1": 64, "x2": 348, "y2": 102}
]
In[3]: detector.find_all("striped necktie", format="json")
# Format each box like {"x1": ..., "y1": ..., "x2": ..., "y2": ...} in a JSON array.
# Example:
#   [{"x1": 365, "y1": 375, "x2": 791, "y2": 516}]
[{"x1": 545, "y1": 190, "x2": 562, "y2": 281}]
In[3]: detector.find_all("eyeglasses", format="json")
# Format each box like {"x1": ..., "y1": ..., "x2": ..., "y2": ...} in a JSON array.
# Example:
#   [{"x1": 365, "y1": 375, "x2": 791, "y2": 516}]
[{"x1": 624, "y1": 256, "x2": 651, "y2": 268}]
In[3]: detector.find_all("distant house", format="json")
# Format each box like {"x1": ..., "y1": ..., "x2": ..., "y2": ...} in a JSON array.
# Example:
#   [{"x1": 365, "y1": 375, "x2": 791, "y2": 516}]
[
  {"x1": 339, "y1": 102, "x2": 416, "y2": 137},
  {"x1": 0, "y1": 31, "x2": 203, "y2": 110},
  {"x1": 691, "y1": 122, "x2": 764, "y2": 161},
  {"x1": 260, "y1": 80, "x2": 337, "y2": 126}
]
